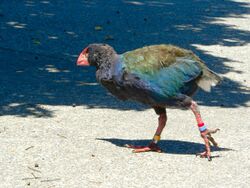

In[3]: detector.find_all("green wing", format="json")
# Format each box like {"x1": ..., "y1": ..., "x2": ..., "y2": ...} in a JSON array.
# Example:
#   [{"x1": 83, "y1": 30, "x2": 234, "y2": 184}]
[{"x1": 121, "y1": 45, "x2": 203, "y2": 98}]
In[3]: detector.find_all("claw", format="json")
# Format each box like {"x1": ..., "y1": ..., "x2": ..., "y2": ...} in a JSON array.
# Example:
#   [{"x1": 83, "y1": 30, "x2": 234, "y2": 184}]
[
  {"x1": 196, "y1": 151, "x2": 212, "y2": 161},
  {"x1": 207, "y1": 156, "x2": 212, "y2": 161}
]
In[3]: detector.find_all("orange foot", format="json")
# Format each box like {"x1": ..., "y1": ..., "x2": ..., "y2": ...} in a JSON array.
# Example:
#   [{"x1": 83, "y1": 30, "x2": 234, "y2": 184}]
[{"x1": 125, "y1": 142, "x2": 162, "y2": 153}]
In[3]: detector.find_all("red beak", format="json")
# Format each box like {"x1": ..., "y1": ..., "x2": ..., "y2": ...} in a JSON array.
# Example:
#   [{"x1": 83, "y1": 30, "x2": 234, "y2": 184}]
[{"x1": 76, "y1": 47, "x2": 90, "y2": 66}]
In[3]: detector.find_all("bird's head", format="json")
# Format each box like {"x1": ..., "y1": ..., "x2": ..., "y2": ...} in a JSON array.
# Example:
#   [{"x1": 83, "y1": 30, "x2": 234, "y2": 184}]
[{"x1": 77, "y1": 43, "x2": 116, "y2": 67}]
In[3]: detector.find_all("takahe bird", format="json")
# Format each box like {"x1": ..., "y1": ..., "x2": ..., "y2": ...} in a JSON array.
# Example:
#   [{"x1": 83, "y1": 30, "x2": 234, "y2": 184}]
[{"x1": 77, "y1": 44, "x2": 221, "y2": 161}]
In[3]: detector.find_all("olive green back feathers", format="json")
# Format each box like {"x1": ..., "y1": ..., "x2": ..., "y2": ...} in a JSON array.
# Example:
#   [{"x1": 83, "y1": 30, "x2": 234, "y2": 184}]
[{"x1": 122, "y1": 44, "x2": 222, "y2": 92}]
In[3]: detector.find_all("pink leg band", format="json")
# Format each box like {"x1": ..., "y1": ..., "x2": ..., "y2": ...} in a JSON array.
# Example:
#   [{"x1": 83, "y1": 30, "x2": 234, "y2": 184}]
[{"x1": 198, "y1": 123, "x2": 207, "y2": 132}]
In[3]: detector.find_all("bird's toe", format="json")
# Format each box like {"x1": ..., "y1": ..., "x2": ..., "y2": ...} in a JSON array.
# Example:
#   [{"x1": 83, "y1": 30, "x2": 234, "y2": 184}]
[{"x1": 125, "y1": 143, "x2": 162, "y2": 153}]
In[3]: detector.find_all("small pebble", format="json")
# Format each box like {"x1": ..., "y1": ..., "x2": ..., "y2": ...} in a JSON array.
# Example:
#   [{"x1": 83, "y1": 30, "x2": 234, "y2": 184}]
[
  {"x1": 35, "y1": 163, "x2": 39, "y2": 168},
  {"x1": 72, "y1": 103, "x2": 76, "y2": 107},
  {"x1": 27, "y1": 182, "x2": 30, "y2": 186},
  {"x1": 91, "y1": 154, "x2": 95, "y2": 157}
]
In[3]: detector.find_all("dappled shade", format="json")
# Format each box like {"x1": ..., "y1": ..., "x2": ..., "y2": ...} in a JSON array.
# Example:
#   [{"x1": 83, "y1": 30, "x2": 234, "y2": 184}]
[{"x1": 0, "y1": 0, "x2": 250, "y2": 117}]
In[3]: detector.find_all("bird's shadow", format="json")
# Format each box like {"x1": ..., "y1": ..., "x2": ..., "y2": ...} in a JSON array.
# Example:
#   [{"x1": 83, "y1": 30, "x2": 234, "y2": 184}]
[{"x1": 97, "y1": 138, "x2": 232, "y2": 155}]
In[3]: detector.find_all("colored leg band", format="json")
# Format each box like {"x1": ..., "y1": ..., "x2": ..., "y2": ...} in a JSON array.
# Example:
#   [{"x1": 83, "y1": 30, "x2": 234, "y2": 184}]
[
  {"x1": 198, "y1": 123, "x2": 207, "y2": 132},
  {"x1": 152, "y1": 135, "x2": 161, "y2": 143},
  {"x1": 153, "y1": 135, "x2": 161, "y2": 141}
]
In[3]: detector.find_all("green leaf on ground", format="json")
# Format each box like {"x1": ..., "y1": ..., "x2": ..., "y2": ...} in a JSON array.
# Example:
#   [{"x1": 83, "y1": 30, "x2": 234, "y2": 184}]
[{"x1": 94, "y1": 25, "x2": 103, "y2": 31}]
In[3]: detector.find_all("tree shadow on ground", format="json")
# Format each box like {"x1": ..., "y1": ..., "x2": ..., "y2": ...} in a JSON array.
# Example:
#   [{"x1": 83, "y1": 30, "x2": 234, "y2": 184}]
[
  {"x1": 0, "y1": 0, "x2": 249, "y2": 117},
  {"x1": 97, "y1": 138, "x2": 232, "y2": 156}
]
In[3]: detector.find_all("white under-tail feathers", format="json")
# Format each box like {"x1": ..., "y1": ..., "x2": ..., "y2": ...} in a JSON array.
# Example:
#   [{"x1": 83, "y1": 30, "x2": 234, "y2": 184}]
[
  {"x1": 197, "y1": 68, "x2": 222, "y2": 92},
  {"x1": 177, "y1": 56, "x2": 222, "y2": 92}
]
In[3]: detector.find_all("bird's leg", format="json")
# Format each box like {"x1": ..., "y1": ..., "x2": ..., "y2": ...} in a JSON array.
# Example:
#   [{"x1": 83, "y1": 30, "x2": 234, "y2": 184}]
[
  {"x1": 125, "y1": 113, "x2": 167, "y2": 153},
  {"x1": 190, "y1": 101, "x2": 219, "y2": 161}
]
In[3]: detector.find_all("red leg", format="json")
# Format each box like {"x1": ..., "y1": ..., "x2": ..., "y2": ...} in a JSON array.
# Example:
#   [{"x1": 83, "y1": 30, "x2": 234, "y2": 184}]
[
  {"x1": 190, "y1": 101, "x2": 219, "y2": 161},
  {"x1": 125, "y1": 113, "x2": 167, "y2": 153}
]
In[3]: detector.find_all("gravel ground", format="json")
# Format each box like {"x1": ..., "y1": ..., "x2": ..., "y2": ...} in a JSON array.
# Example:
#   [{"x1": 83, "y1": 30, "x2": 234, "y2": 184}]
[{"x1": 0, "y1": 1, "x2": 250, "y2": 187}]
